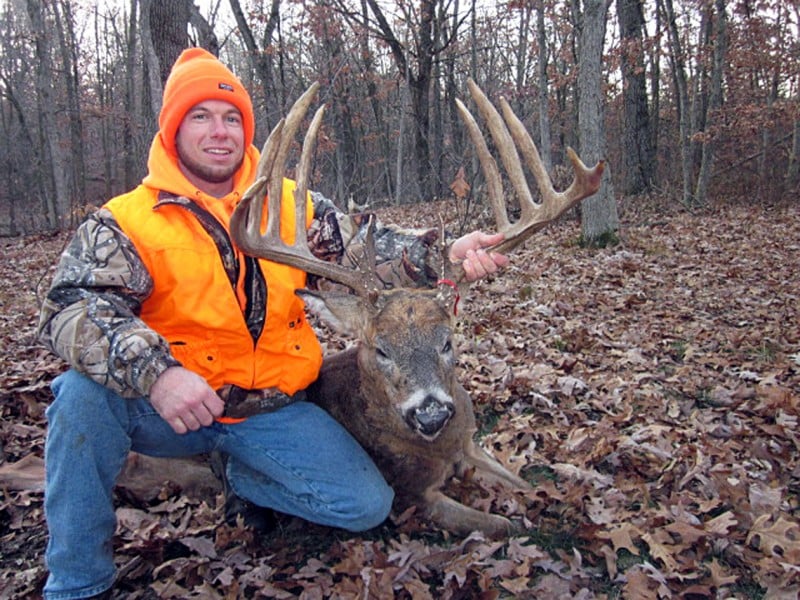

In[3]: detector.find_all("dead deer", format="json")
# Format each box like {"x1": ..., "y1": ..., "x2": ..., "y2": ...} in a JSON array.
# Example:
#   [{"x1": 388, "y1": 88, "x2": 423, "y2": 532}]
[{"x1": 230, "y1": 80, "x2": 604, "y2": 539}]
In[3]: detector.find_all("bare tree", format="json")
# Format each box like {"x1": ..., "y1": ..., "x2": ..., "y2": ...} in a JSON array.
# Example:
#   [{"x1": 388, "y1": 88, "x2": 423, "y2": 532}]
[
  {"x1": 356, "y1": 0, "x2": 462, "y2": 201},
  {"x1": 142, "y1": 0, "x2": 218, "y2": 116},
  {"x1": 53, "y1": 0, "x2": 86, "y2": 223},
  {"x1": 660, "y1": 0, "x2": 693, "y2": 206},
  {"x1": 229, "y1": 0, "x2": 283, "y2": 130},
  {"x1": 124, "y1": 0, "x2": 148, "y2": 189},
  {"x1": 149, "y1": 0, "x2": 193, "y2": 83},
  {"x1": 694, "y1": 0, "x2": 727, "y2": 206},
  {"x1": 357, "y1": 0, "x2": 394, "y2": 202},
  {"x1": 26, "y1": 0, "x2": 69, "y2": 229},
  {"x1": 139, "y1": 0, "x2": 165, "y2": 117},
  {"x1": 576, "y1": 0, "x2": 618, "y2": 244},
  {"x1": 535, "y1": 0, "x2": 553, "y2": 174},
  {"x1": 1, "y1": 6, "x2": 41, "y2": 234},
  {"x1": 616, "y1": 0, "x2": 655, "y2": 195},
  {"x1": 788, "y1": 0, "x2": 800, "y2": 191},
  {"x1": 789, "y1": 106, "x2": 800, "y2": 191}
]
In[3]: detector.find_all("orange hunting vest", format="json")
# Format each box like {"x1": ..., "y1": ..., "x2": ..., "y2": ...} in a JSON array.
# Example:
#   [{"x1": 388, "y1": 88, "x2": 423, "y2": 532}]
[{"x1": 104, "y1": 180, "x2": 323, "y2": 395}]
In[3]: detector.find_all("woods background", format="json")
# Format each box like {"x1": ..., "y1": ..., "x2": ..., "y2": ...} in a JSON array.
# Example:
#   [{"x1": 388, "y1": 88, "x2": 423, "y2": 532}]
[
  {"x1": 1, "y1": 0, "x2": 798, "y2": 239},
  {"x1": 2, "y1": 1, "x2": 800, "y2": 597}
]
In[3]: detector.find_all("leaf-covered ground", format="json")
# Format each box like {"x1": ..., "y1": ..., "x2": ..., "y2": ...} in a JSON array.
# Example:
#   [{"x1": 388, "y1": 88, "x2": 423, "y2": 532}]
[{"x1": 1, "y1": 200, "x2": 798, "y2": 599}]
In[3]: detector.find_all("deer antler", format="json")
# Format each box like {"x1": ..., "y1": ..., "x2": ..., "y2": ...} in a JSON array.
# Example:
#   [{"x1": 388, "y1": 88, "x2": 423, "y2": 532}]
[
  {"x1": 230, "y1": 83, "x2": 383, "y2": 297},
  {"x1": 451, "y1": 78, "x2": 605, "y2": 279},
  {"x1": 231, "y1": 79, "x2": 604, "y2": 296}
]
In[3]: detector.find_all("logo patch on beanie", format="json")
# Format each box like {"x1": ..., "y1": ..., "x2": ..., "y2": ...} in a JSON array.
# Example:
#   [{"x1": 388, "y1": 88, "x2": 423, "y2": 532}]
[{"x1": 219, "y1": 83, "x2": 234, "y2": 92}]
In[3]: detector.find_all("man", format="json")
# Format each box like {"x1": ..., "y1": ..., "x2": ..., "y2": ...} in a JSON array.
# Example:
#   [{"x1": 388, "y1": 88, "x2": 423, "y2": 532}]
[{"x1": 37, "y1": 47, "x2": 507, "y2": 600}]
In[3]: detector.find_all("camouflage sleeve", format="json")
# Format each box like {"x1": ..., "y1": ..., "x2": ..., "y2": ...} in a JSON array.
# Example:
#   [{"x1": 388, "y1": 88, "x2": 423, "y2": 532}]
[
  {"x1": 37, "y1": 209, "x2": 180, "y2": 398},
  {"x1": 306, "y1": 191, "x2": 446, "y2": 290}
]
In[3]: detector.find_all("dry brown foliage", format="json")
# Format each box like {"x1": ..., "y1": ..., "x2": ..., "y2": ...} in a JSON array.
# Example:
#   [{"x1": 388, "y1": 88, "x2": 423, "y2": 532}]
[{"x1": 1, "y1": 200, "x2": 798, "y2": 599}]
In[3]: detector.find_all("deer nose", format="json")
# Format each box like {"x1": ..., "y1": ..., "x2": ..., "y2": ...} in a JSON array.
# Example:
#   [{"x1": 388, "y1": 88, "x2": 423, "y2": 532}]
[{"x1": 407, "y1": 395, "x2": 454, "y2": 437}]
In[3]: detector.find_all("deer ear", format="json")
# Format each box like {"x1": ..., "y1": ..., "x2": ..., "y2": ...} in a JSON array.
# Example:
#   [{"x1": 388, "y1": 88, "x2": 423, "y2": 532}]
[{"x1": 296, "y1": 289, "x2": 372, "y2": 336}]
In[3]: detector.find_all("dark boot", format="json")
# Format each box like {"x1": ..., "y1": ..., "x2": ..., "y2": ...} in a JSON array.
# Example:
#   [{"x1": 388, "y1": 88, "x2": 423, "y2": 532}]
[{"x1": 210, "y1": 451, "x2": 278, "y2": 533}]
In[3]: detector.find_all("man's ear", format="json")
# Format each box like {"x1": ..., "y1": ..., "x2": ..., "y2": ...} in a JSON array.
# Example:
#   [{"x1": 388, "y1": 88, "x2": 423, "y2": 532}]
[{"x1": 295, "y1": 289, "x2": 373, "y2": 337}]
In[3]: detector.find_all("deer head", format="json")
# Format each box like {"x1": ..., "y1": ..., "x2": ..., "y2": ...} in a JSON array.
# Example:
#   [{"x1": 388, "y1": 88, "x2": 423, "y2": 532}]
[{"x1": 230, "y1": 80, "x2": 604, "y2": 441}]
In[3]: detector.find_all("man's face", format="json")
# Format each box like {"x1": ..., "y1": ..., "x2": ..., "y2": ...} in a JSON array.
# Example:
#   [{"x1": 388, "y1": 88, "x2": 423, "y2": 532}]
[{"x1": 175, "y1": 100, "x2": 246, "y2": 196}]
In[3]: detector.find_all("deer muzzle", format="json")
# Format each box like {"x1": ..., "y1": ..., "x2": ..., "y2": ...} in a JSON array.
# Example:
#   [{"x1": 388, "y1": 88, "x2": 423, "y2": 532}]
[{"x1": 404, "y1": 394, "x2": 454, "y2": 440}]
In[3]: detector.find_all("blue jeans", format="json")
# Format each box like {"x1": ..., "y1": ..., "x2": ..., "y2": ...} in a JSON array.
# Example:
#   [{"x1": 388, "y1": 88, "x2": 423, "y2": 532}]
[{"x1": 43, "y1": 370, "x2": 393, "y2": 599}]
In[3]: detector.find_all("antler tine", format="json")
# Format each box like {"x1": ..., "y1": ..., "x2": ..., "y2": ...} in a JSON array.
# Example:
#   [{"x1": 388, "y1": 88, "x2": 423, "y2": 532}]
[
  {"x1": 454, "y1": 98, "x2": 509, "y2": 232},
  {"x1": 292, "y1": 104, "x2": 325, "y2": 250},
  {"x1": 465, "y1": 79, "x2": 537, "y2": 225},
  {"x1": 498, "y1": 97, "x2": 605, "y2": 234},
  {"x1": 455, "y1": 78, "x2": 605, "y2": 260},
  {"x1": 230, "y1": 83, "x2": 383, "y2": 297},
  {"x1": 266, "y1": 83, "x2": 320, "y2": 242}
]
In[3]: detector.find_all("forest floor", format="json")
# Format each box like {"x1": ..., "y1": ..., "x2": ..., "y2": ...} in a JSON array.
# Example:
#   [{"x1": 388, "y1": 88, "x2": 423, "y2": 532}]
[{"x1": 0, "y1": 198, "x2": 798, "y2": 599}]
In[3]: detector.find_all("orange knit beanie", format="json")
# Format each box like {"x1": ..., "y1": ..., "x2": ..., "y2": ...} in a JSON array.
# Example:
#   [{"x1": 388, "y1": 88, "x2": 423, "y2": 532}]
[{"x1": 158, "y1": 47, "x2": 255, "y2": 155}]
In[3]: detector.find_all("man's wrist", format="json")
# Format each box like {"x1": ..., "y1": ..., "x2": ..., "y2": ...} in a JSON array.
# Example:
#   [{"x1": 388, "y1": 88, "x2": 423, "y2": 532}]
[{"x1": 133, "y1": 351, "x2": 182, "y2": 397}]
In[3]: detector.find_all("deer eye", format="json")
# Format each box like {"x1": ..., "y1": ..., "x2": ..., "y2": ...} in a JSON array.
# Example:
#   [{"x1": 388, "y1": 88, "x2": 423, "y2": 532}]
[
  {"x1": 375, "y1": 345, "x2": 390, "y2": 361},
  {"x1": 442, "y1": 339, "x2": 452, "y2": 354}
]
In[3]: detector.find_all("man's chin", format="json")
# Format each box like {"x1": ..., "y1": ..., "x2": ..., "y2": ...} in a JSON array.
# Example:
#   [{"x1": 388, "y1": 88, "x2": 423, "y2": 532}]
[
  {"x1": 181, "y1": 161, "x2": 242, "y2": 185},
  {"x1": 202, "y1": 168, "x2": 239, "y2": 183}
]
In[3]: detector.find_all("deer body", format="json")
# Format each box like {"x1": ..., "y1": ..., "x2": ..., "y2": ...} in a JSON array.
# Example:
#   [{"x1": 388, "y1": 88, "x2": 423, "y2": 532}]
[{"x1": 303, "y1": 289, "x2": 530, "y2": 538}]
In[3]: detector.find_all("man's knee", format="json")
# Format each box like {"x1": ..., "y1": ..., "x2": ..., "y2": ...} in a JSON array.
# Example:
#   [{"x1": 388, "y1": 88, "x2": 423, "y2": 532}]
[
  {"x1": 47, "y1": 370, "x2": 127, "y2": 431},
  {"x1": 339, "y1": 479, "x2": 394, "y2": 532}
]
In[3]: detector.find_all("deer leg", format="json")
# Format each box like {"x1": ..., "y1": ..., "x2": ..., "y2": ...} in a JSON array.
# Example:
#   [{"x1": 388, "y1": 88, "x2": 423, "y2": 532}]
[
  {"x1": 458, "y1": 441, "x2": 531, "y2": 490},
  {"x1": 424, "y1": 488, "x2": 518, "y2": 539}
]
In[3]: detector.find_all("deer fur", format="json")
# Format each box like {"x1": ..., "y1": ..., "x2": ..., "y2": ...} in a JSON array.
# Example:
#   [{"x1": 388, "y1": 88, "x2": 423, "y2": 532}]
[{"x1": 302, "y1": 287, "x2": 531, "y2": 539}]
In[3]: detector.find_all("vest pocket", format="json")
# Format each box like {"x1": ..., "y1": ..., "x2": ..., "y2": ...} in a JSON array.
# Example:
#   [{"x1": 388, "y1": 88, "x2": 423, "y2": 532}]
[{"x1": 169, "y1": 338, "x2": 222, "y2": 383}]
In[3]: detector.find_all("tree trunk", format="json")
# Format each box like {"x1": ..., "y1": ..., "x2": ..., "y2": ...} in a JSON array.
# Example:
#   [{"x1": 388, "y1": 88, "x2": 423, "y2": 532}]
[
  {"x1": 443, "y1": 0, "x2": 463, "y2": 192},
  {"x1": 788, "y1": 113, "x2": 800, "y2": 191},
  {"x1": 616, "y1": 0, "x2": 654, "y2": 195},
  {"x1": 536, "y1": 0, "x2": 553, "y2": 174},
  {"x1": 188, "y1": 3, "x2": 218, "y2": 56},
  {"x1": 689, "y1": 6, "x2": 712, "y2": 180},
  {"x1": 139, "y1": 0, "x2": 164, "y2": 118},
  {"x1": 54, "y1": 0, "x2": 86, "y2": 225},
  {"x1": 321, "y1": 14, "x2": 360, "y2": 206},
  {"x1": 409, "y1": 0, "x2": 434, "y2": 201},
  {"x1": 0, "y1": 80, "x2": 39, "y2": 234},
  {"x1": 124, "y1": 0, "x2": 144, "y2": 190},
  {"x1": 229, "y1": 0, "x2": 281, "y2": 132},
  {"x1": 513, "y1": 2, "x2": 531, "y2": 114},
  {"x1": 26, "y1": 0, "x2": 68, "y2": 229},
  {"x1": 149, "y1": 0, "x2": 192, "y2": 83},
  {"x1": 577, "y1": 0, "x2": 618, "y2": 245},
  {"x1": 395, "y1": 67, "x2": 410, "y2": 205},
  {"x1": 694, "y1": 0, "x2": 727, "y2": 206},
  {"x1": 661, "y1": 0, "x2": 693, "y2": 207},
  {"x1": 366, "y1": 0, "x2": 440, "y2": 201},
  {"x1": 758, "y1": 70, "x2": 779, "y2": 199},
  {"x1": 359, "y1": 0, "x2": 394, "y2": 201},
  {"x1": 648, "y1": 1, "x2": 661, "y2": 177}
]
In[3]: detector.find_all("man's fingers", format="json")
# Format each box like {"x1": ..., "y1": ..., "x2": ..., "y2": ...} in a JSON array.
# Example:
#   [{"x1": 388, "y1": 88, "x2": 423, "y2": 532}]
[
  {"x1": 205, "y1": 393, "x2": 225, "y2": 417},
  {"x1": 193, "y1": 404, "x2": 217, "y2": 427}
]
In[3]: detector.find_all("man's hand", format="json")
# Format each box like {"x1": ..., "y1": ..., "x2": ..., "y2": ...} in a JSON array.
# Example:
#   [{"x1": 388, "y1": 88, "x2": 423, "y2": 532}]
[
  {"x1": 449, "y1": 231, "x2": 510, "y2": 282},
  {"x1": 150, "y1": 366, "x2": 225, "y2": 434}
]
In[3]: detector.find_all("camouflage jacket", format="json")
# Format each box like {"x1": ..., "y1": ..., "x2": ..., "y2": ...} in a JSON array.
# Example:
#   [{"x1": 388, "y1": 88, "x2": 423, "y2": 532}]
[{"x1": 37, "y1": 190, "x2": 444, "y2": 399}]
